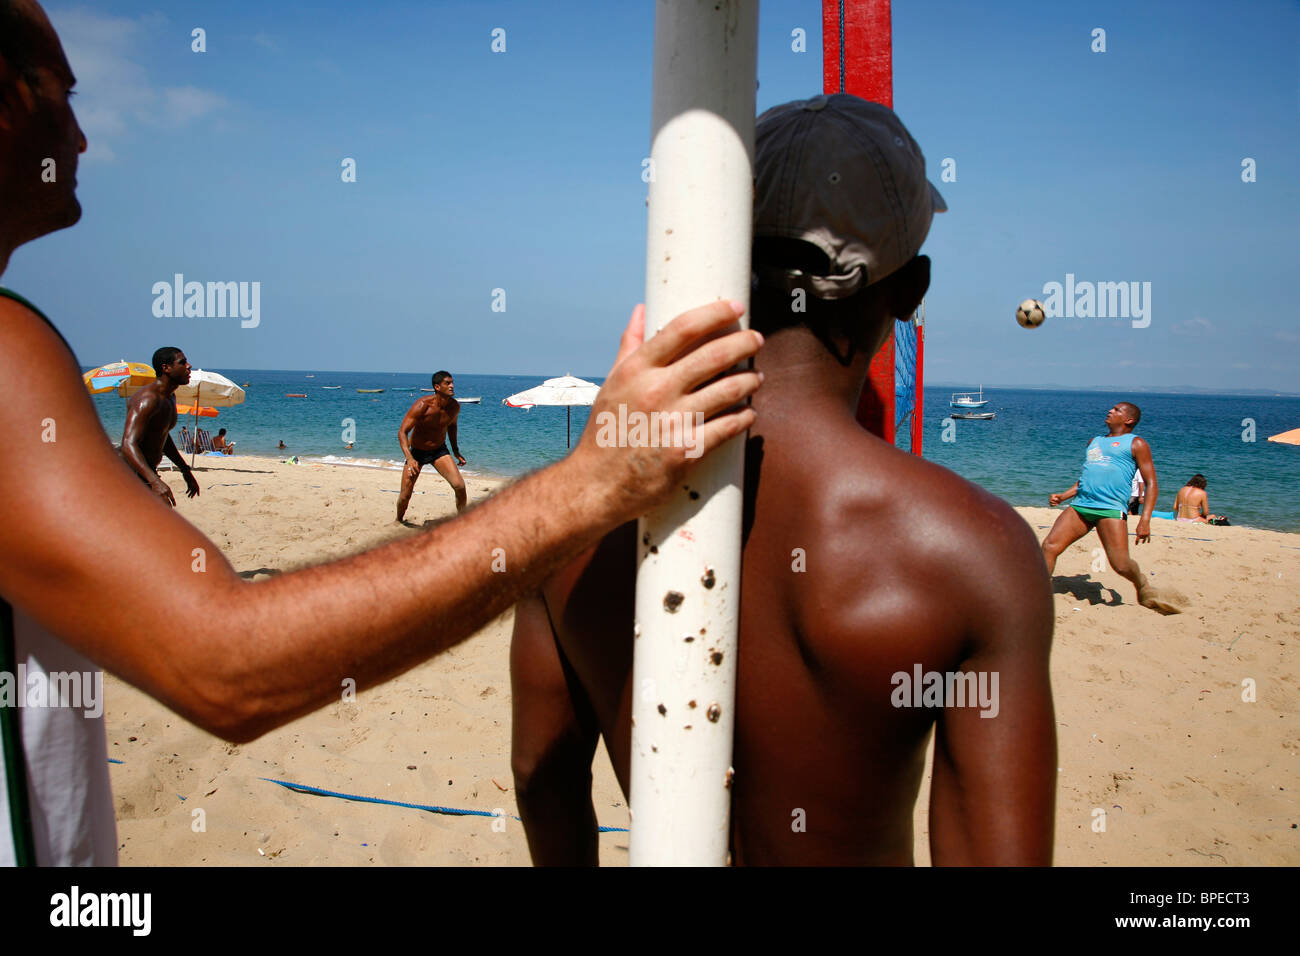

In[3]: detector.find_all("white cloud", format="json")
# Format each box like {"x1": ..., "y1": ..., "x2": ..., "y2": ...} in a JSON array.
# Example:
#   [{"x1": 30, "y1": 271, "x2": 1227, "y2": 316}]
[
  {"x1": 1171, "y1": 316, "x2": 1213, "y2": 336},
  {"x1": 162, "y1": 85, "x2": 227, "y2": 124},
  {"x1": 47, "y1": 6, "x2": 228, "y2": 162}
]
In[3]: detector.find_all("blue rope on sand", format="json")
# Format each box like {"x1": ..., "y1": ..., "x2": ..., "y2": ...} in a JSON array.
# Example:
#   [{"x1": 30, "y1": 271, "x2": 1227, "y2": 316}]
[
  {"x1": 1033, "y1": 524, "x2": 1213, "y2": 542},
  {"x1": 261, "y1": 777, "x2": 629, "y2": 833}
]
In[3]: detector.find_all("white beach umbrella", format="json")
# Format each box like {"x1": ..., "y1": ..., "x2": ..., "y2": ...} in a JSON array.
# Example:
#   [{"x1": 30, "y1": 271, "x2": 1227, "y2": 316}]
[
  {"x1": 502, "y1": 374, "x2": 600, "y2": 448},
  {"x1": 172, "y1": 369, "x2": 246, "y2": 409},
  {"x1": 118, "y1": 368, "x2": 246, "y2": 406}
]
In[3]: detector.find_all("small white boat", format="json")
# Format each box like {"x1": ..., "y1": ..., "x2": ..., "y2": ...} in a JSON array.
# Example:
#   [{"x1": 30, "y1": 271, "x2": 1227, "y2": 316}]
[
  {"x1": 950, "y1": 410, "x2": 995, "y2": 420},
  {"x1": 321, "y1": 386, "x2": 341, "y2": 389},
  {"x1": 951, "y1": 386, "x2": 989, "y2": 409}
]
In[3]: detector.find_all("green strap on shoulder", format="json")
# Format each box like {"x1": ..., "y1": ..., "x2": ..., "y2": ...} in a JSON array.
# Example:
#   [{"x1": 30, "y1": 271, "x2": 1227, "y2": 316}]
[
  {"x1": 0, "y1": 602, "x2": 37, "y2": 866},
  {"x1": 0, "y1": 286, "x2": 50, "y2": 321}
]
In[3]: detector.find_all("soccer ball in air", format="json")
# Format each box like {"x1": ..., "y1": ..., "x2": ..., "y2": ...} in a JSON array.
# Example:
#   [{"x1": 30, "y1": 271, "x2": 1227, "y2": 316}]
[{"x1": 1016, "y1": 298, "x2": 1046, "y2": 328}]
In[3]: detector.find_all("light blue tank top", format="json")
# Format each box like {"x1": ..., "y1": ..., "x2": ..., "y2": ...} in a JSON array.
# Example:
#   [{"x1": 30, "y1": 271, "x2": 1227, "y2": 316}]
[{"x1": 1073, "y1": 433, "x2": 1138, "y2": 512}]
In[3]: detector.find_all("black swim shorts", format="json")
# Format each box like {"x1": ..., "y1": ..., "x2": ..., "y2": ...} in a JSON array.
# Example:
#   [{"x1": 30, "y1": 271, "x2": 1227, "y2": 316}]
[{"x1": 410, "y1": 443, "x2": 451, "y2": 467}]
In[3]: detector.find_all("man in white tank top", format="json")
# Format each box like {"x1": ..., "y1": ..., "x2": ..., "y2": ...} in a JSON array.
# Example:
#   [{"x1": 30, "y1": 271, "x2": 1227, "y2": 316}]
[{"x1": 0, "y1": 0, "x2": 764, "y2": 865}]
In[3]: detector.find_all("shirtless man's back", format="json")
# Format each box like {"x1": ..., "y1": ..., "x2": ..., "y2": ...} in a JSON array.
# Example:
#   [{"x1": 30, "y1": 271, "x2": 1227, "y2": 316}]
[
  {"x1": 511, "y1": 331, "x2": 1056, "y2": 865},
  {"x1": 397, "y1": 370, "x2": 466, "y2": 520},
  {"x1": 510, "y1": 94, "x2": 1055, "y2": 866}
]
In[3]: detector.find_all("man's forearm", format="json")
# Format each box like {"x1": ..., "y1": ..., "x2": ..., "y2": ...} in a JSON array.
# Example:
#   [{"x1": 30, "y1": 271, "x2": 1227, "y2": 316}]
[
  {"x1": 120, "y1": 439, "x2": 156, "y2": 482},
  {"x1": 206, "y1": 456, "x2": 623, "y2": 740},
  {"x1": 1141, "y1": 481, "x2": 1157, "y2": 520},
  {"x1": 163, "y1": 437, "x2": 189, "y2": 471}
]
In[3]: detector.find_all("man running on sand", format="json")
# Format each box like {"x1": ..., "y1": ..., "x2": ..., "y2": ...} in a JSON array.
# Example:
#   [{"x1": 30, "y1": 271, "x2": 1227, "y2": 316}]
[
  {"x1": 397, "y1": 370, "x2": 465, "y2": 521},
  {"x1": 510, "y1": 95, "x2": 1057, "y2": 866},
  {"x1": 119, "y1": 346, "x2": 201, "y2": 506},
  {"x1": 0, "y1": 0, "x2": 763, "y2": 865},
  {"x1": 1041, "y1": 402, "x2": 1183, "y2": 614}
]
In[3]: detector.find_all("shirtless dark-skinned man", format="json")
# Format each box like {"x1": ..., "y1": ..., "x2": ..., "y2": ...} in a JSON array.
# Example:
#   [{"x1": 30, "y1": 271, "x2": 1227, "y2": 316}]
[
  {"x1": 397, "y1": 369, "x2": 465, "y2": 521},
  {"x1": 0, "y1": 0, "x2": 763, "y2": 865},
  {"x1": 510, "y1": 95, "x2": 1057, "y2": 866},
  {"x1": 119, "y1": 346, "x2": 200, "y2": 506},
  {"x1": 1041, "y1": 403, "x2": 1183, "y2": 614}
]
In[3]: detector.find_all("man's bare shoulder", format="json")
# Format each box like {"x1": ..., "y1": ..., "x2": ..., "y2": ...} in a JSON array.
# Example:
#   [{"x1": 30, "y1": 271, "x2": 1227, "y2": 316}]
[
  {"x1": 809, "y1": 434, "x2": 1035, "y2": 562},
  {"x1": 0, "y1": 294, "x2": 58, "y2": 344},
  {"x1": 785, "y1": 430, "x2": 1046, "y2": 642},
  {"x1": 126, "y1": 383, "x2": 163, "y2": 411},
  {"x1": 0, "y1": 296, "x2": 79, "y2": 380}
]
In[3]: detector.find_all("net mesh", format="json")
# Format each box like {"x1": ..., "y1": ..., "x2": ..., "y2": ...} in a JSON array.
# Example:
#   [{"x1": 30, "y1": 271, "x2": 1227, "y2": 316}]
[{"x1": 894, "y1": 311, "x2": 920, "y2": 454}]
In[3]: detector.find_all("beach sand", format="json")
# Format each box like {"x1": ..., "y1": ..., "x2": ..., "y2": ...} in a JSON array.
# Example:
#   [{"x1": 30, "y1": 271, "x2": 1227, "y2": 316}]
[{"x1": 105, "y1": 456, "x2": 1298, "y2": 865}]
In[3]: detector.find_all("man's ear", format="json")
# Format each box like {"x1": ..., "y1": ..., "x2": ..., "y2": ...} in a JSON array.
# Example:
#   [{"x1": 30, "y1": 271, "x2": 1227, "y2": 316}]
[
  {"x1": 885, "y1": 255, "x2": 931, "y2": 321},
  {"x1": 0, "y1": 53, "x2": 39, "y2": 133}
]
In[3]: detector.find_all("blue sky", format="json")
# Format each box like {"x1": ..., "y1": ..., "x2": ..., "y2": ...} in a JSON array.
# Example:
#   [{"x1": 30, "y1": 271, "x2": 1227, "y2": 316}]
[{"x1": 7, "y1": 0, "x2": 1297, "y2": 390}]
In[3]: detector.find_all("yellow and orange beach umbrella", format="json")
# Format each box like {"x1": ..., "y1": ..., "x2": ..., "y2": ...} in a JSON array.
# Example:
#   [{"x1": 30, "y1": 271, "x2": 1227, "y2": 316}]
[{"x1": 82, "y1": 360, "x2": 155, "y2": 394}]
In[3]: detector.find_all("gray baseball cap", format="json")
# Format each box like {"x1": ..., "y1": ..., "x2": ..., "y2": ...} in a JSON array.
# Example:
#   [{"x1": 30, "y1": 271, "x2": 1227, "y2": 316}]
[{"x1": 753, "y1": 93, "x2": 947, "y2": 299}]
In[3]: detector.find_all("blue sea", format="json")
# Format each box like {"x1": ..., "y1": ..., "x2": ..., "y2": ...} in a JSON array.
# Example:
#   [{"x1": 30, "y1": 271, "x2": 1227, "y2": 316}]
[{"x1": 88, "y1": 372, "x2": 1300, "y2": 533}]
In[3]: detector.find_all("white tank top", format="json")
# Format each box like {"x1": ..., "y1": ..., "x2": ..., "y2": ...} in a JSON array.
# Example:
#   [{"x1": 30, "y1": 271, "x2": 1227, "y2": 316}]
[{"x1": 0, "y1": 603, "x2": 118, "y2": 866}]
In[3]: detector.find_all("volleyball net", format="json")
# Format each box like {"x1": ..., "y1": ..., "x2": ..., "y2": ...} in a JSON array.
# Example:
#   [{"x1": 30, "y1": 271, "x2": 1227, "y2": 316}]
[{"x1": 893, "y1": 305, "x2": 923, "y2": 454}]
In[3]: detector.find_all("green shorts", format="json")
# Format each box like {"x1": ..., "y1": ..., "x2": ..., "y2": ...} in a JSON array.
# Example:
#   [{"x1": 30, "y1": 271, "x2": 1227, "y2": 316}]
[{"x1": 1072, "y1": 505, "x2": 1125, "y2": 524}]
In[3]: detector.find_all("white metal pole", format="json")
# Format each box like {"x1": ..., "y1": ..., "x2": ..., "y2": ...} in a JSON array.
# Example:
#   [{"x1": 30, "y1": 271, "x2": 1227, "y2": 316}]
[
  {"x1": 191, "y1": 381, "x2": 199, "y2": 468},
  {"x1": 630, "y1": 0, "x2": 757, "y2": 867}
]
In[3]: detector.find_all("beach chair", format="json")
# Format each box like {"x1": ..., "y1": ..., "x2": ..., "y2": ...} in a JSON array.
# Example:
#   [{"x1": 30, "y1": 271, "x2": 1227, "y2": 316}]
[{"x1": 178, "y1": 426, "x2": 196, "y2": 455}]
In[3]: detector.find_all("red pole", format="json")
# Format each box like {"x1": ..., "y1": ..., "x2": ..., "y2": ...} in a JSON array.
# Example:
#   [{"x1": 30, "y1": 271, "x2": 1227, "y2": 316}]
[
  {"x1": 911, "y1": 304, "x2": 924, "y2": 455},
  {"x1": 823, "y1": 0, "x2": 896, "y2": 446}
]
